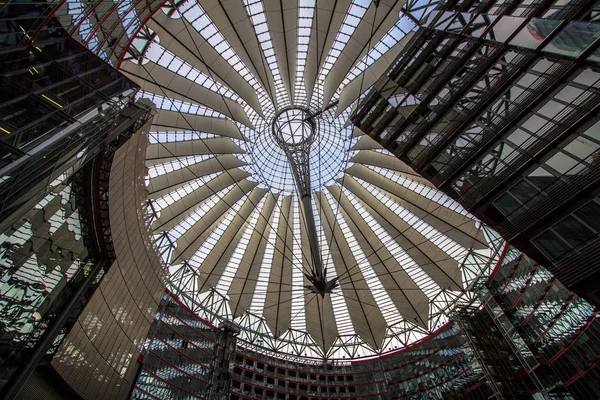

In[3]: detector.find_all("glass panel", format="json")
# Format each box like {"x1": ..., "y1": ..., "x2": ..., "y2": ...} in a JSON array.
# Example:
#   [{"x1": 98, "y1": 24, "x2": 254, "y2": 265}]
[
  {"x1": 486, "y1": 16, "x2": 527, "y2": 43},
  {"x1": 555, "y1": 85, "x2": 585, "y2": 103},
  {"x1": 544, "y1": 21, "x2": 600, "y2": 58},
  {"x1": 434, "y1": 12, "x2": 458, "y2": 31},
  {"x1": 544, "y1": 151, "x2": 579, "y2": 174},
  {"x1": 563, "y1": 136, "x2": 600, "y2": 160},
  {"x1": 522, "y1": 114, "x2": 547, "y2": 132},
  {"x1": 553, "y1": 215, "x2": 595, "y2": 247},
  {"x1": 583, "y1": 120, "x2": 600, "y2": 141},
  {"x1": 533, "y1": 230, "x2": 571, "y2": 259},
  {"x1": 506, "y1": 128, "x2": 533, "y2": 147},
  {"x1": 511, "y1": 179, "x2": 539, "y2": 202},
  {"x1": 469, "y1": 14, "x2": 498, "y2": 38},
  {"x1": 589, "y1": 47, "x2": 600, "y2": 62},
  {"x1": 574, "y1": 201, "x2": 600, "y2": 232},
  {"x1": 494, "y1": 192, "x2": 521, "y2": 215},
  {"x1": 516, "y1": 72, "x2": 539, "y2": 88},
  {"x1": 542, "y1": 0, "x2": 577, "y2": 19},
  {"x1": 538, "y1": 99, "x2": 569, "y2": 119},
  {"x1": 527, "y1": 167, "x2": 556, "y2": 190},
  {"x1": 531, "y1": 58, "x2": 555, "y2": 73},
  {"x1": 573, "y1": 68, "x2": 600, "y2": 86},
  {"x1": 510, "y1": 19, "x2": 561, "y2": 49}
]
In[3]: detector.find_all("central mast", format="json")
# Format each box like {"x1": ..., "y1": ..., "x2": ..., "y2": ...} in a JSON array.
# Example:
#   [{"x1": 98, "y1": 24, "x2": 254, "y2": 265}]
[{"x1": 272, "y1": 108, "x2": 338, "y2": 296}]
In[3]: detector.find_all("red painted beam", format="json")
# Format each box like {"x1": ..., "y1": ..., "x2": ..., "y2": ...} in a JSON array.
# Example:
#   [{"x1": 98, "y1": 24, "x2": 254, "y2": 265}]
[
  {"x1": 391, "y1": 367, "x2": 473, "y2": 399},
  {"x1": 165, "y1": 289, "x2": 218, "y2": 329},
  {"x1": 353, "y1": 322, "x2": 452, "y2": 364},
  {"x1": 533, "y1": 294, "x2": 575, "y2": 345},
  {"x1": 153, "y1": 332, "x2": 211, "y2": 366},
  {"x1": 487, "y1": 242, "x2": 510, "y2": 283},
  {"x1": 157, "y1": 318, "x2": 214, "y2": 353},
  {"x1": 27, "y1": 0, "x2": 68, "y2": 43},
  {"x1": 85, "y1": 0, "x2": 127, "y2": 46},
  {"x1": 234, "y1": 363, "x2": 382, "y2": 387},
  {"x1": 160, "y1": 304, "x2": 217, "y2": 344},
  {"x1": 140, "y1": 368, "x2": 205, "y2": 399},
  {"x1": 499, "y1": 254, "x2": 524, "y2": 295},
  {"x1": 147, "y1": 349, "x2": 209, "y2": 384},
  {"x1": 547, "y1": 311, "x2": 598, "y2": 365},
  {"x1": 232, "y1": 376, "x2": 387, "y2": 399},
  {"x1": 508, "y1": 265, "x2": 539, "y2": 311},
  {"x1": 116, "y1": 0, "x2": 170, "y2": 69},
  {"x1": 519, "y1": 277, "x2": 555, "y2": 327},
  {"x1": 131, "y1": 386, "x2": 162, "y2": 399},
  {"x1": 564, "y1": 354, "x2": 600, "y2": 387},
  {"x1": 448, "y1": 382, "x2": 482, "y2": 399},
  {"x1": 384, "y1": 336, "x2": 460, "y2": 373},
  {"x1": 389, "y1": 353, "x2": 465, "y2": 385},
  {"x1": 70, "y1": 0, "x2": 105, "y2": 38}
]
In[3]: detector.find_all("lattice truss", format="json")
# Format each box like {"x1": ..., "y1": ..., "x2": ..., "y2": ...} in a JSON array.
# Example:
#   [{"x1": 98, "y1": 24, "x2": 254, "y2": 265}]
[{"x1": 55, "y1": 0, "x2": 506, "y2": 360}]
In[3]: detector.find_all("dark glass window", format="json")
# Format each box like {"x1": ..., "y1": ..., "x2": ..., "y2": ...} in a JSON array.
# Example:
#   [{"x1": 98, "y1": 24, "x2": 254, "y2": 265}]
[
  {"x1": 574, "y1": 201, "x2": 600, "y2": 232},
  {"x1": 494, "y1": 193, "x2": 521, "y2": 215},
  {"x1": 553, "y1": 215, "x2": 595, "y2": 247},
  {"x1": 527, "y1": 169, "x2": 556, "y2": 191},
  {"x1": 533, "y1": 230, "x2": 571, "y2": 259},
  {"x1": 510, "y1": 180, "x2": 539, "y2": 203}
]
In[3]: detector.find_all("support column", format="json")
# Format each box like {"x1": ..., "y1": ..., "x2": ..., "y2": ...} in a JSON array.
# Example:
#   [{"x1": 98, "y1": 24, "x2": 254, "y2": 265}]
[{"x1": 208, "y1": 321, "x2": 240, "y2": 400}]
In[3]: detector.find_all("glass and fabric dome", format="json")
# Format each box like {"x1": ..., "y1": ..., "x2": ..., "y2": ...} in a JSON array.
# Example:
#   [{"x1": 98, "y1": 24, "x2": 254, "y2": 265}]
[{"x1": 123, "y1": 0, "x2": 504, "y2": 361}]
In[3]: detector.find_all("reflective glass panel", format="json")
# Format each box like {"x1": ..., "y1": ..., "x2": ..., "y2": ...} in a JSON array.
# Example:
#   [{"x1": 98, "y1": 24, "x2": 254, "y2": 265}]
[
  {"x1": 510, "y1": 19, "x2": 561, "y2": 49},
  {"x1": 544, "y1": 22, "x2": 600, "y2": 57}
]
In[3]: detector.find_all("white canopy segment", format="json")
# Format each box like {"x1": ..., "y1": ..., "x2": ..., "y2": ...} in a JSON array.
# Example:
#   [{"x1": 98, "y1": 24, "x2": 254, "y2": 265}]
[{"x1": 123, "y1": 0, "x2": 505, "y2": 361}]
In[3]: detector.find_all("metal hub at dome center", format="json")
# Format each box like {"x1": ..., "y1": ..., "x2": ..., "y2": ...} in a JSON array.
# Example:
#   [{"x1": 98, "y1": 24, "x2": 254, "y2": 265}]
[
  {"x1": 244, "y1": 106, "x2": 350, "y2": 195},
  {"x1": 272, "y1": 108, "x2": 315, "y2": 147}
]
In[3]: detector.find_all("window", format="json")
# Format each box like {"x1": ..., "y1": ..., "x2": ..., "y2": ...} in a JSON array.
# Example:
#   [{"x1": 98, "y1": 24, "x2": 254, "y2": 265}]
[
  {"x1": 493, "y1": 176, "x2": 547, "y2": 217},
  {"x1": 495, "y1": 192, "x2": 521, "y2": 215},
  {"x1": 527, "y1": 167, "x2": 556, "y2": 190},
  {"x1": 511, "y1": 180, "x2": 539, "y2": 203},
  {"x1": 545, "y1": 151, "x2": 579, "y2": 174},
  {"x1": 563, "y1": 136, "x2": 600, "y2": 161},
  {"x1": 574, "y1": 201, "x2": 600, "y2": 232},
  {"x1": 533, "y1": 199, "x2": 600, "y2": 259},
  {"x1": 533, "y1": 230, "x2": 570, "y2": 259},
  {"x1": 553, "y1": 216, "x2": 595, "y2": 247}
]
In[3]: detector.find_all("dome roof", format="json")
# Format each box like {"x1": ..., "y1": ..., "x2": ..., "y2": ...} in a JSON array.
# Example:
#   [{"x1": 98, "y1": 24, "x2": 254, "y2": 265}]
[{"x1": 127, "y1": 0, "x2": 503, "y2": 360}]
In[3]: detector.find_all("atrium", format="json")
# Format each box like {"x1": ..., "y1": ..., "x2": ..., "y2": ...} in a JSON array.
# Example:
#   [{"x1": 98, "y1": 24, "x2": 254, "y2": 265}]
[{"x1": 0, "y1": 0, "x2": 599, "y2": 399}]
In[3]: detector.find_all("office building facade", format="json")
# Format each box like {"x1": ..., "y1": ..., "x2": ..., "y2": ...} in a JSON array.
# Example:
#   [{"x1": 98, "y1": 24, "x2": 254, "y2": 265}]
[
  {"x1": 0, "y1": 2, "x2": 164, "y2": 398},
  {"x1": 351, "y1": 0, "x2": 600, "y2": 307}
]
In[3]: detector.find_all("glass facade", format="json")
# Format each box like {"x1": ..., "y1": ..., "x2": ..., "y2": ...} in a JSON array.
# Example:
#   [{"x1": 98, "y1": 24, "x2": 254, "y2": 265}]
[
  {"x1": 482, "y1": 246, "x2": 600, "y2": 399},
  {"x1": 0, "y1": 2, "x2": 156, "y2": 397},
  {"x1": 0, "y1": 1, "x2": 139, "y2": 222},
  {"x1": 130, "y1": 291, "x2": 216, "y2": 399},
  {"x1": 351, "y1": 0, "x2": 600, "y2": 307},
  {"x1": 48, "y1": 122, "x2": 167, "y2": 400}
]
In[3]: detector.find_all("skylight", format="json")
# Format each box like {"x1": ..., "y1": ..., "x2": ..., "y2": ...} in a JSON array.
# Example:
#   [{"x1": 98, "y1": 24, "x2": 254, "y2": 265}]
[{"x1": 90, "y1": 0, "x2": 505, "y2": 361}]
